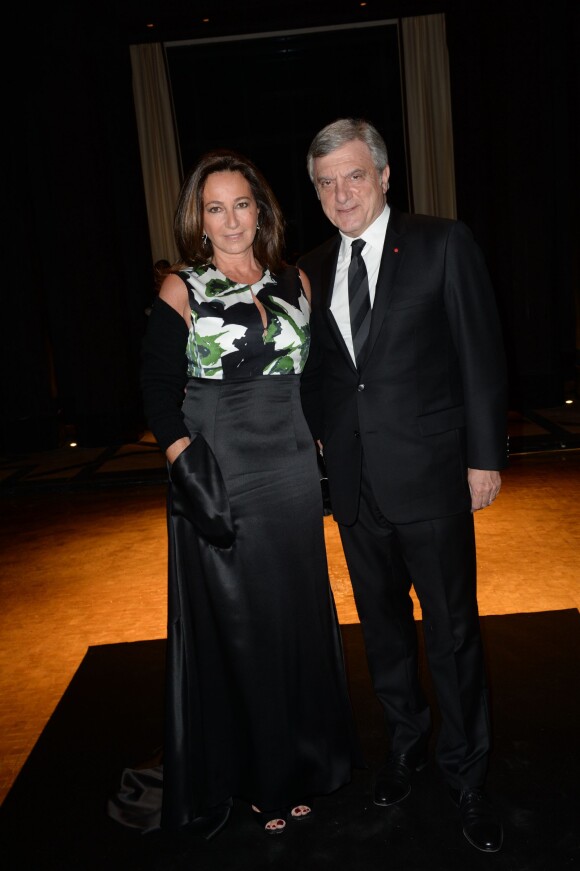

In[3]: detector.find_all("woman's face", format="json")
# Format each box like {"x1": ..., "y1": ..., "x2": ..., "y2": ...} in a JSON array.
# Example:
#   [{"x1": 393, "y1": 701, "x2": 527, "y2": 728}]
[{"x1": 202, "y1": 170, "x2": 260, "y2": 258}]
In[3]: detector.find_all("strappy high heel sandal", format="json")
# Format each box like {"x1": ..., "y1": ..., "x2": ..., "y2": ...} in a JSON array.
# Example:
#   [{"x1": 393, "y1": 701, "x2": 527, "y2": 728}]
[{"x1": 251, "y1": 805, "x2": 287, "y2": 835}]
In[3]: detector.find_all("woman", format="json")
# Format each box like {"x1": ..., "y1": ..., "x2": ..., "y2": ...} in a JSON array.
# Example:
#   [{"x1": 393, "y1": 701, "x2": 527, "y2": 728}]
[{"x1": 110, "y1": 150, "x2": 360, "y2": 838}]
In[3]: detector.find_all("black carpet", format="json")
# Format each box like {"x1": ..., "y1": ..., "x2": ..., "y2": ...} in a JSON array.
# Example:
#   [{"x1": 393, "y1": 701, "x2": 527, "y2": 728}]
[{"x1": 2, "y1": 611, "x2": 580, "y2": 870}]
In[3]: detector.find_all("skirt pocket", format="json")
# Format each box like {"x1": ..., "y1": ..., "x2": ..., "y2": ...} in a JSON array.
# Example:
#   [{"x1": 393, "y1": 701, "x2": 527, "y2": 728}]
[{"x1": 170, "y1": 433, "x2": 235, "y2": 549}]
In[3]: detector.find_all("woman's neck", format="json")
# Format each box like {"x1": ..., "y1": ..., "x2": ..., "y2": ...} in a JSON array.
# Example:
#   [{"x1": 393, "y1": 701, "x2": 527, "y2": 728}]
[{"x1": 212, "y1": 251, "x2": 263, "y2": 285}]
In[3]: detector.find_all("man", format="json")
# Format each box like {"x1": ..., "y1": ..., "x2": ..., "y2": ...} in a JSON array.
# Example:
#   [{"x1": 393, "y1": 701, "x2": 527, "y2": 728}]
[{"x1": 299, "y1": 118, "x2": 508, "y2": 853}]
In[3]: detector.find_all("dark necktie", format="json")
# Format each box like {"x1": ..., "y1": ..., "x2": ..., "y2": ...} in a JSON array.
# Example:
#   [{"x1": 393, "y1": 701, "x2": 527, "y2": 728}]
[{"x1": 348, "y1": 238, "x2": 371, "y2": 365}]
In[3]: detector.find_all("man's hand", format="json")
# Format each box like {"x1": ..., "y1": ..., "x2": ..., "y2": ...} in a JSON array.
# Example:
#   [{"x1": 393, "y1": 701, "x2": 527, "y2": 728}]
[{"x1": 468, "y1": 468, "x2": 502, "y2": 511}]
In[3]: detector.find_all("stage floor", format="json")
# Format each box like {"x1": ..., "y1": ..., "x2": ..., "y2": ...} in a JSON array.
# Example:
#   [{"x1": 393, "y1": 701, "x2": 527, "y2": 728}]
[{"x1": 0, "y1": 407, "x2": 579, "y2": 809}]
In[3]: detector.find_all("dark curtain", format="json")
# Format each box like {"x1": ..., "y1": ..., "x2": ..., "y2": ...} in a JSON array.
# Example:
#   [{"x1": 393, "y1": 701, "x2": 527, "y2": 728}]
[
  {"x1": 446, "y1": 0, "x2": 579, "y2": 408},
  {"x1": 2, "y1": 8, "x2": 153, "y2": 450},
  {"x1": 166, "y1": 24, "x2": 409, "y2": 263}
]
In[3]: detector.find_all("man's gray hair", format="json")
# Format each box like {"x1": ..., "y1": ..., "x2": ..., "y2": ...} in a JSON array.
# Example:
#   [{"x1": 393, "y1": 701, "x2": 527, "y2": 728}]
[{"x1": 306, "y1": 118, "x2": 389, "y2": 183}]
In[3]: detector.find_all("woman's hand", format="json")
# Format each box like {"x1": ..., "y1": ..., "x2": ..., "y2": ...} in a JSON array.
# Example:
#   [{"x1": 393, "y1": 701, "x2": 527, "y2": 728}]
[{"x1": 166, "y1": 437, "x2": 191, "y2": 465}]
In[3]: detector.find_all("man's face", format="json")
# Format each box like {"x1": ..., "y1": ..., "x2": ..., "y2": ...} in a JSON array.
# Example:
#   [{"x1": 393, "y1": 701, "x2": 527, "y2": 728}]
[{"x1": 312, "y1": 139, "x2": 389, "y2": 238}]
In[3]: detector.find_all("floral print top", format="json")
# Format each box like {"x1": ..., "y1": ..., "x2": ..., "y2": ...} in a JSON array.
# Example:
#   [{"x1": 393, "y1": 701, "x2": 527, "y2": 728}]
[{"x1": 179, "y1": 263, "x2": 311, "y2": 379}]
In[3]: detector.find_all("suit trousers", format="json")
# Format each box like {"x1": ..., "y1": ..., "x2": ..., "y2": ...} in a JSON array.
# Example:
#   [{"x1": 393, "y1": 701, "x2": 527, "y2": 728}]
[{"x1": 338, "y1": 457, "x2": 491, "y2": 790}]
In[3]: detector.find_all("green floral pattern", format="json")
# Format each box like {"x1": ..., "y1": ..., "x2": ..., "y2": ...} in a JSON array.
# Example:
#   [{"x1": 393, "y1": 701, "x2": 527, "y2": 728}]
[{"x1": 181, "y1": 264, "x2": 310, "y2": 379}]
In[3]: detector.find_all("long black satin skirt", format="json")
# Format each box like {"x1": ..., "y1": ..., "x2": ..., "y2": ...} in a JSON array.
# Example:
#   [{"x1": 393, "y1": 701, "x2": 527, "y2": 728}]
[{"x1": 108, "y1": 376, "x2": 361, "y2": 835}]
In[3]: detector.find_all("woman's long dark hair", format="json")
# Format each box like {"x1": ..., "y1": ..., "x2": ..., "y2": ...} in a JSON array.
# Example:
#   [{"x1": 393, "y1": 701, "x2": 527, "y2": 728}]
[{"x1": 173, "y1": 149, "x2": 286, "y2": 274}]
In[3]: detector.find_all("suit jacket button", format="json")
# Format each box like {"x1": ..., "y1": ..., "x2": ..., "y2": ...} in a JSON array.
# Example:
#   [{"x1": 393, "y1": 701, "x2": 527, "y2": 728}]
[
  {"x1": 354, "y1": 431, "x2": 360, "y2": 438},
  {"x1": 358, "y1": 383, "x2": 365, "y2": 391}
]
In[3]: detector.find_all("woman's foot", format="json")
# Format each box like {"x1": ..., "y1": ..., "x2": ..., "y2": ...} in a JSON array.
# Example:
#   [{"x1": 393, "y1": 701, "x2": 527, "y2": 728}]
[
  {"x1": 251, "y1": 805, "x2": 287, "y2": 835},
  {"x1": 290, "y1": 802, "x2": 313, "y2": 821}
]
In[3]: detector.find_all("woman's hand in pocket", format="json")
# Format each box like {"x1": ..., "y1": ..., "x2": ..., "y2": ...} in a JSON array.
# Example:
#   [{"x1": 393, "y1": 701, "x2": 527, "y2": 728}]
[{"x1": 166, "y1": 437, "x2": 191, "y2": 465}]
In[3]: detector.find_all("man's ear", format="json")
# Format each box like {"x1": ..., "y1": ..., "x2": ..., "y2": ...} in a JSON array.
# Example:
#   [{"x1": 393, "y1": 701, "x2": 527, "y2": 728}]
[{"x1": 381, "y1": 165, "x2": 390, "y2": 194}]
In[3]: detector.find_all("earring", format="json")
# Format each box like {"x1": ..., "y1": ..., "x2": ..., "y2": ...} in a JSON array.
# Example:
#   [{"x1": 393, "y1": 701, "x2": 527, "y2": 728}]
[
  {"x1": 256, "y1": 222, "x2": 261, "y2": 230},
  {"x1": 202, "y1": 232, "x2": 208, "y2": 245}
]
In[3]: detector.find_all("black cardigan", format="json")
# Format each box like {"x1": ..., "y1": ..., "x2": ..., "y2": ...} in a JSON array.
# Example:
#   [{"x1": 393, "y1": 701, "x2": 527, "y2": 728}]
[{"x1": 141, "y1": 298, "x2": 190, "y2": 452}]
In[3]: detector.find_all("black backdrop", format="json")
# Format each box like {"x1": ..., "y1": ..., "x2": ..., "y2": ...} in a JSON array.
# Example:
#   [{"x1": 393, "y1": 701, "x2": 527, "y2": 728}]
[
  {"x1": 167, "y1": 23, "x2": 408, "y2": 261},
  {"x1": 2, "y1": 0, "x2": 578, "y2": 450}
]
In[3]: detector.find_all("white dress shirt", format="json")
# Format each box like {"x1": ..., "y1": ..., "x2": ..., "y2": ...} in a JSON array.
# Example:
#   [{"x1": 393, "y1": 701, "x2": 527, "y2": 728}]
[{"x1": 330, "y1": 205, "x2": 390, "y2": 362}]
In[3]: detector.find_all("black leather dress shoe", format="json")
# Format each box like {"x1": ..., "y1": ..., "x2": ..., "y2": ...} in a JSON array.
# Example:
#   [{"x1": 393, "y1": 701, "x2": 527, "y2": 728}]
[
  {"x1": 450, "y1": 788, "x2": 503, "y2": 853},
  {"x1": 373, "y1": 752, "x2": 428, "y2": 806}
]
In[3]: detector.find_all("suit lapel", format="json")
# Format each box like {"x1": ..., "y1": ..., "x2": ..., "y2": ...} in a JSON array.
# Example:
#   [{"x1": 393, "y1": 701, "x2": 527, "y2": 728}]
[
  {"x1": 361, "y1": 207, "x2": 406, "y2": 366},
  {"x1": 320, "y1": 240, "x2": 340, "y2": 307}
]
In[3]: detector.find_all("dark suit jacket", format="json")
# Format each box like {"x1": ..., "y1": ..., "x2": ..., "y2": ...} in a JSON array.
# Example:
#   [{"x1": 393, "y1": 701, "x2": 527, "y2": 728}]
[{"x1": 299, "y1": 207, "x2": 509, "y2": 525}]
